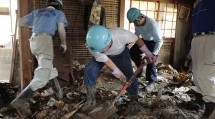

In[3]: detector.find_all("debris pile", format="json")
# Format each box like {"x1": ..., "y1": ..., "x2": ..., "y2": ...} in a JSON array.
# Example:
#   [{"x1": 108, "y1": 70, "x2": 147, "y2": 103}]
[{"x1": 0, "y1": 61, "x2": 204, "y2": 119}]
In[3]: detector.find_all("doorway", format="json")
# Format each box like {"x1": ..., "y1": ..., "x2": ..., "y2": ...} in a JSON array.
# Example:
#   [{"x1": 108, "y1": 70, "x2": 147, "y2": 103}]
[{"x1": 0, "y1": 0, "x2": 17, "y2": 82}]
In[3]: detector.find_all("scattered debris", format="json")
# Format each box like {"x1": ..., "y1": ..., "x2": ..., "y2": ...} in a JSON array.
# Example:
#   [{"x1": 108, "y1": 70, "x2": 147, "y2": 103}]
[{"x1": 1, "y1": 61, "x2": 204, "y2": 118}]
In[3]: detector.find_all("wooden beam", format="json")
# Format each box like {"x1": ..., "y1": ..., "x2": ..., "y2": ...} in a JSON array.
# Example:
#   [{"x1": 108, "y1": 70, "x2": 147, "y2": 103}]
[
  {"x1": 119, "y1": 0, "x2": 125, "y2": 28},
  {"x1": 18, "y1": 0, "x2": 32, "y2": 89},
  {"x1": 131, "y1": 0, "x2": 176, "y2": 3},
  {"x1": 0, "y1": 7, "x2": 9, "y2": 15}
]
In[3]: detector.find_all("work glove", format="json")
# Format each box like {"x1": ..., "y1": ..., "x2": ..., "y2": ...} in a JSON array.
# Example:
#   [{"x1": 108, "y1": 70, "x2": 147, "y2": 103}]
[
  {"x1": 140, "y1": 45, "x2": 156, "y2": 63},
  {"x1": 60, "y1": 44, "x2": 67, "y2": 54},
  {"x1": 112, "y1": 68, "x2": 127, "y2": 83}
]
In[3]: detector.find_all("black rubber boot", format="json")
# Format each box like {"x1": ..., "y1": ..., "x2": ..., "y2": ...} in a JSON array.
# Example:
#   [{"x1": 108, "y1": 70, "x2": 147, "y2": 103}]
[
  {"x1": 201, "y1": 102, "x2": 215, "y2": 119},
  {"x1": 126, "y1": 93, "x2": 145, "y2": 115},
  {"x1": 128, "y1": 93, "x2": 138, "y2": 102},
  {"x1": 195, "y1": 93, "x2": 205, "y2": 109},
  {"x1": 50, "y1": 78, "x2": 63, "y2": 99},
  {"x1": 81, "y1": 86, "x2": 97, "y2": 112},
  {"x1": 10, "y1": 86, "x2": 34, "y2": 117},
  {"x1": 10, "y1": 86, "x2": 34, "y2": 109}
]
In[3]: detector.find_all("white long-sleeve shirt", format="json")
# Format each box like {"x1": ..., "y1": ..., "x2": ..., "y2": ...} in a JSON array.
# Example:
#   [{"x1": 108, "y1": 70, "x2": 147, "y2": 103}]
[{"x1": 135, "y1": 17, "x2": 163, "y2": 55}]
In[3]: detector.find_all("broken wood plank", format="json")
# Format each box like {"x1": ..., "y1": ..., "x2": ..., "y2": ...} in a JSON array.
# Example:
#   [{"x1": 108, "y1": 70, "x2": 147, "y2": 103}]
[{"x1": 61, "y1": 100, "x2": 84, "y2": 119}]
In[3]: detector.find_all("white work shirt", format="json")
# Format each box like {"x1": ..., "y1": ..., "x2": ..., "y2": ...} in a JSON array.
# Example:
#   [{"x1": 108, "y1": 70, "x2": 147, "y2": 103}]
[
  {"x1": 135, "y1": 17, "x2": 163, "y2": 55},
  {"x1": 92, "y1": 28, "x2": 138, "y2": 62}
]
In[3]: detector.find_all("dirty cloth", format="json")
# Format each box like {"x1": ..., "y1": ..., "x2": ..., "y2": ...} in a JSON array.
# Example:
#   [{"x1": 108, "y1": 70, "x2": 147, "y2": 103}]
[
  {"x1": 191, "y1": 34, "x2": 215, "y2": 103},
  {"x1": 28, "y1": 34, "x2": 58, "y2": 91},
  {"x1": 84, "y1": 47, "x2": 138, "y2": 95}
]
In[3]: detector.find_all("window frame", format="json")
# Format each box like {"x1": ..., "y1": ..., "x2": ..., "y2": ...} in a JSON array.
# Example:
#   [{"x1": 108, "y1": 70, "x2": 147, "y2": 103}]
[{"x1": 129, "y1": 0, "x2": 178, "y2": 38}]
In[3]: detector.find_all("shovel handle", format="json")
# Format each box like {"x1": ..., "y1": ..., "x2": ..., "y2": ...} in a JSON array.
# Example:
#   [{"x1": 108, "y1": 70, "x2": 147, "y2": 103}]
[
  {"x1": 118, "y1": 58, "x2": 149, "y2": 96},
  {"x1": 110, "y1": 57, "x2": 149, "y2": 107},
  {"x1": 119, "y1": 83, "x2": 130, "y2": 96}
]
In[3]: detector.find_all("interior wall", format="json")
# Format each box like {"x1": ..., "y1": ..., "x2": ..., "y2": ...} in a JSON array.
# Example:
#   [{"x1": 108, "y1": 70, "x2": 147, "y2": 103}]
[
  {"x1": 173, "y1": 3, "x2": 192, "y2": 68},
  {"x1": 17, "y1": 0, "x2": 121, "y2": 85}
]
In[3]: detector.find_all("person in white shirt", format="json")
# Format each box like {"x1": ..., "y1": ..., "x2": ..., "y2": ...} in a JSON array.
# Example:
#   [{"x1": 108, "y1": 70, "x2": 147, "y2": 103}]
[
  {"x1": 127, "y1": 8, "x2": 163, "y2": 92},
  {"x1": 81, "y1": 25, "x2": 156, "y2": 111}
]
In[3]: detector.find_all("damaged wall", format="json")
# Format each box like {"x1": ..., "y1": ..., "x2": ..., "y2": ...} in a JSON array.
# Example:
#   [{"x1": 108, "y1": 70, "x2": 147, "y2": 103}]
[
  {"x1": 17, "y1": 0, "x2": 195, "y2": 86},
  {"x1": 173, "y1": 1, "x2": 193, "y2": 69},
  {"x1": 17, "y1": 0, "x2": 120, "y2": 87}
]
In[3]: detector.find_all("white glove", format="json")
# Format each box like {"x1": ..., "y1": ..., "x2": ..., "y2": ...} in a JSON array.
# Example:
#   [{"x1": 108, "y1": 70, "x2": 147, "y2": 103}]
[
  {"x1": 140, "y1": 45, "x2": 156, "y2": 63},
  {"x1": 145, "y1": 51, "x2": 156, "y2": 63},
  {"x1": 112, "y1": 68, "x2": 127, "y2": 83},
  {"x1": 60, "y1": 44, "x2": 67, "y2": 54}
]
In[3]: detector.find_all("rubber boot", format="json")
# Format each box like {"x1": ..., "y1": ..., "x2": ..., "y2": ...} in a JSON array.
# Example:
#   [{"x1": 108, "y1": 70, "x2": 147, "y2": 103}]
[
  {"x1": 10, "y1": 86, "x2": 34, "y2": 116},
  {"x1": 10, "y1": 86, "x2": 34, "y2": 109},
  {"x1": 50, "y1": 78, "x2": 63, "y2": 99},
  {"x1": 201, "y1": 102, "x2": 215, "y2": 119},
  {"x1": 195, "y1": 93, "x2": 205, "y2": 111},
  {"x1": 128, "y1": 93, "x2": 138, "y2": 102},
  {"x1": 127, "y1": 93, "x2": 145, "y2": 115},
  {"x1": 81, "y1": 86, "x2": 97, "y2": 112}
]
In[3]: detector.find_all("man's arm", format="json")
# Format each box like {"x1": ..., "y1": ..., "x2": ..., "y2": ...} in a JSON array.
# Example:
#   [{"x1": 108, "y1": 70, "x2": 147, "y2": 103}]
[
  {"x1": 136, "y1": 37, "x2": 156, "y2": 63},
  {"x1": 58, "y1": 22, "x2": 67, "y2": 54},
  {"x1": 19, "y1": 16, "x2": 28, "y2": 27},
  {"x1": 104, "y1": 58, "x2": 126, "y2": 80},
  {"x1": 152, "y1": 23, "x2": 163, "y2": 55},
  {"x1": 19, "y1": 15, "x2": 33, "y2": 28},
  {"x1": 135, "y1": 37, "x2": 145, "y2": 48},
  {"x1": 104, "y1": 58, "x2": 117, "y2": 71}
]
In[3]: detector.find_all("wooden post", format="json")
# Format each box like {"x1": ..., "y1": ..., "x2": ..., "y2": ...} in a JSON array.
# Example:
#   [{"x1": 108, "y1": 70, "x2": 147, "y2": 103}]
[
  {"x1": 18, "y1": 0, "x2": 32, "y2": 89},
  {"x1": 119, "y1": 0, "x2": 125, "y2": 28}
]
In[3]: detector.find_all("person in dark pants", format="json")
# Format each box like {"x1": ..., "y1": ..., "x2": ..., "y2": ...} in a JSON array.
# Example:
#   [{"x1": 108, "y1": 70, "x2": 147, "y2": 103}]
[
  {"x1": 81, "y1": 25, "x2": 156, "y2": 111},
  {"x1": 127, "y1": 8, "x2": 163, "y2": 92},
  {"x1": 190, "y1": 0, "x2": 215, "y2": 118}
]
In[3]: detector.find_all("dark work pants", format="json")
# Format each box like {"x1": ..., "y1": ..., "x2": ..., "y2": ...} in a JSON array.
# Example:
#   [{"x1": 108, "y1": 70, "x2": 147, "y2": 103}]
[
  {"x1": 130, "y1": 39, "x2": 158, "y2": 84},
  {"x1": 84, "y1": 47, "x2": 138, "y2": 95}
]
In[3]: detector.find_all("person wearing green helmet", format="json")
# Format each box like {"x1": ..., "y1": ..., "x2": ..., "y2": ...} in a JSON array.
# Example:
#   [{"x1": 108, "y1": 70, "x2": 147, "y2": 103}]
[
  {"x1": 127, "y1": 8, "x2": 163, "y2": 93},
  {"x1": 46, "y1": 0, "x2": 63, "y2": 10},
  {"x1": 10, "y1": 0, "x2": 67, "y2": 117},
  {"x1": 81, "y1": 25, "x2": 156, "y2": 111}
]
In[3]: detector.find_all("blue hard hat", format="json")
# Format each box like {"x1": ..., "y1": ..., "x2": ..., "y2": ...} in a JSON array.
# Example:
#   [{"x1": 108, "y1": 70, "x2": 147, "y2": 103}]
[
  {"x1": 86, "y1": 25, "x2": 112, "y2": 53},
  {"x1": 127, "y1": 8, "x2": 145, "y2": 23}
]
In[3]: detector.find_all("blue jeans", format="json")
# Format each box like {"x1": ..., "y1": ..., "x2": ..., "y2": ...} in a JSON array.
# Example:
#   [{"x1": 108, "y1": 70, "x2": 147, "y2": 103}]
[
  {"x1": 84, "y1": 47, "x2": 138, "y2": 95},
  {"x1": 130, "y1": 39, "x2": 158, "y2": 84}
]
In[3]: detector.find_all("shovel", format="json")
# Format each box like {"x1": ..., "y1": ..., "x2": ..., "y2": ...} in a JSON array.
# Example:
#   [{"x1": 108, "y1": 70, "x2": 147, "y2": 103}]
[{"x1": 88, "y1": 57, "x2": 149, "y2": 119}]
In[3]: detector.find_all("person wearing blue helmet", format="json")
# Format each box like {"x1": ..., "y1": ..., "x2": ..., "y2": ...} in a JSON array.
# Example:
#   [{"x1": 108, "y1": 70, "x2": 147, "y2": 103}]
[
  {"x1": 81, "y1": 25, "x2": 156, "y2": 111},
  {"x1": 10, "y1": 0, "x2": 67, "y2": 116},
  {"x1": 127, "y1": 8, "x2": 163, "y2": 93}
]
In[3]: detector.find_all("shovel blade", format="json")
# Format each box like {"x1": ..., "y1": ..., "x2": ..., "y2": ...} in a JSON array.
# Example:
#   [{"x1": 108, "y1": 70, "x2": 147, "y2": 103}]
[{"x1": 88, "y1": 101, "x2": 118, "y2": 119}]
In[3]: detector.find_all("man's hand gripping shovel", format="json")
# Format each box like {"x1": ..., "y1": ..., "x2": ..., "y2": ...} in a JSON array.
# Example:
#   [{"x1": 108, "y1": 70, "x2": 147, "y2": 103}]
[{"x1": 87, "y1": 57, "x2": 149, "y2": 119}]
